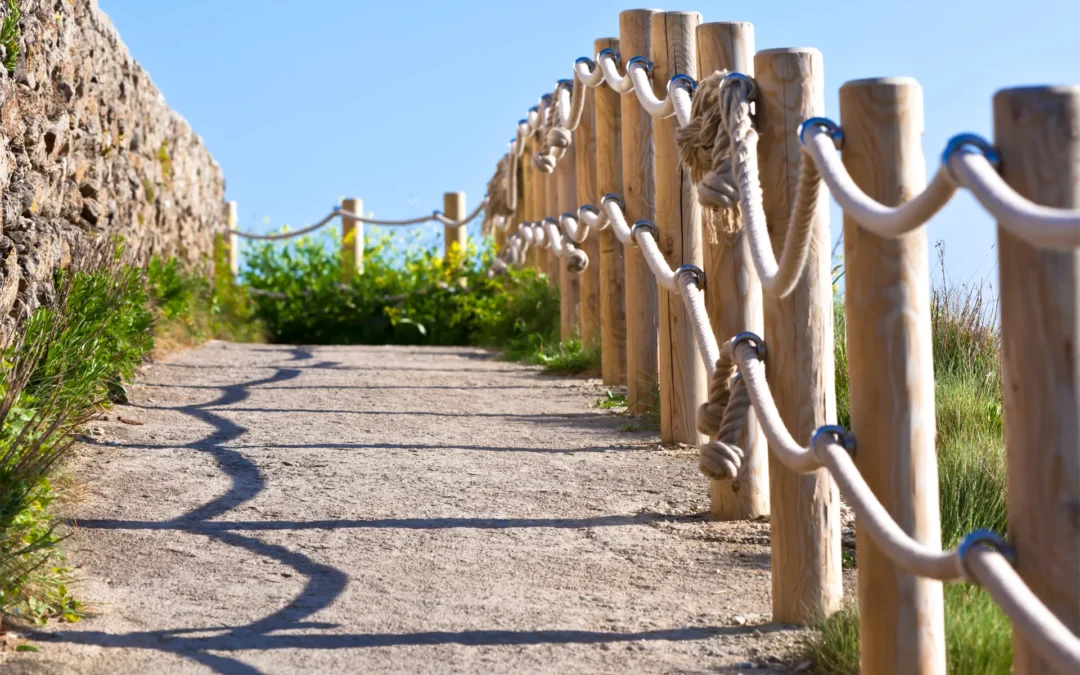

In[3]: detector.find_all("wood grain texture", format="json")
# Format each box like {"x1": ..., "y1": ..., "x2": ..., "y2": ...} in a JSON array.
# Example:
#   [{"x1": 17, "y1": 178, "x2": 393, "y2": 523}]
[
  {"x1": 619, "y1": 9, "x2": 660, "y2": 413},
  {"x1": 993, "y1": 86, "x2": 1080, "y2": 675},
  {"x1": 559, "y1": 142, "x2": 580, "y2": 340},
  {"x1": 523, "y1": 135, "x2": 539, "y2": 270},
  {"x1": 342, "y1": 198, "x2": 363, "y2": 282},
  {"x1": 652, "y1": 11, "x2": 706, "y2": 447},
  {"x1": 697, "y1": 22, "x2": 769, "y2": 519},
  {"x1": 574, "y1": 84, "x2": 602, "y2": 348},
  {"x1": 840, "y1": 77, "x2": 945, "y2": 675},
  {"x1": 755, "y1": 47, "x2": 841, "y2": 623},
  {"x1": 594, "y1": 37, "x2": 627, "y2": 385},
  {"x1": 443, "y1": 192, "x2": 467, "y2": 267}
]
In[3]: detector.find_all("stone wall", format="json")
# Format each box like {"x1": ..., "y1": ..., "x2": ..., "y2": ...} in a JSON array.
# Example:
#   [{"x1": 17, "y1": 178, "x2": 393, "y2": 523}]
[{"x1": 0, "y1": 0, "x2": 225, "y2": 337}]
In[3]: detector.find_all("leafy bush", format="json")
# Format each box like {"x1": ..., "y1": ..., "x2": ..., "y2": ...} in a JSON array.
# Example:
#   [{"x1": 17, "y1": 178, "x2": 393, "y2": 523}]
[{"x1": 242, "y1": 231, "x2": 563, "y2": 356}]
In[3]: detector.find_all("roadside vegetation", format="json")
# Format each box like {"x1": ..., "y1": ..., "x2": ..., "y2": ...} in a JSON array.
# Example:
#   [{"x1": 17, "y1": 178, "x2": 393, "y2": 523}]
[{"x1": 0, "y1": 243, "x2": 258, "y2": 631}]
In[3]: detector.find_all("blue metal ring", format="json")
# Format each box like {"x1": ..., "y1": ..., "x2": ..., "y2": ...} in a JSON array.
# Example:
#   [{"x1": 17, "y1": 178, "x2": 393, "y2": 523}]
[
  {"x1": 675, "y1": 264, "x2": 705, "y2": 290},
  {"x1": 600, "y1": 193, "x2": 625, "y2": 210},
  {"x1": 542, "y1": 217, "x2": 559, "y2": 227},
  {"x1": 575, "y1": 56, "x2": 595, "y2": 69},
  {"x1": 541, "y1": 93, "x2": 553, "y2": 104},
  {"x1": 518, "y1": 118, "x2": 528, "y2": 126},
  {"x1": 528, "y1": 105, "x2": 539, "y2": 113},
  {"x1": 630, "y1": 220, "x2": 658, "y2": 243},
  {"x1": 560, "y1": 211, "x2": 578, "y2": 221},
  {"x1": 579, "y1": 204, "x2": 600, "y2": 216},
  {"x1": 670, "y1": 73, "x2": 698, "y2": 92},
  {"x1": 597, "y1": 48, "x2": 621, "y2": 65},
  {"x1": 723, "y1": 72, "x2": 757, "y2": 98},
  {"x1": 627, "y1": 56, "x2": 653, "y2": 73},
  {"x1": 798, "y1": 117, "x2": 844, "y2": 149},
  {"x1": 942, "y1": 133, "x2": 1001, "y2": 181},
  {"x1": 812, "y1": 424, "x2": 856, "y2": 457},
  {"x1": 732, "y1": 331, "x2": 767, "y2": 361},
  {"x1": 556, "y1": 78, "x2": 574, "y2": 92},
  {"x1": 958, "y1": 530, "x2": 1015, "y2": 582}
]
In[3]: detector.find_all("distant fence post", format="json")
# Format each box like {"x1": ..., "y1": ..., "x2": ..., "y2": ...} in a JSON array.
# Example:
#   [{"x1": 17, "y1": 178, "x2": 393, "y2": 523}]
[
  {"x1": 574, "y1": 79, "x2": 602, "y2": 350},
  {"x1": 619, "y1": 8, "x2": 660, "y2": 414},
  {"x1": 652, "y1": 10, "x2": 707, "y2": 447},
  {"x1": 994, "y1": 85, "x2": 1080, "y2": 675},
  {"x1": 754, "y1": 47, "x2": 842, "y2": 623},
  {"x1": 222, "y1": 200, "x2": 240, "y2": 279},
  {"x1": 342, "y1": 197, "x2": 363, "y2": 283},
  {"x1": 593, "y1": 36, "x2": 628, "y2": 386},
  {"x1": 443, "y1": 192, "x2": 467, "y2": 264},
  {"x1": 697, "y1": 22, "x2": 769, "y2": 520},
  {"x1": 841, "y1": 77, "x2": 945, "y2": 674},
  {"x1": 558, "y1": 135, "x2": 581, "y2": 341}
]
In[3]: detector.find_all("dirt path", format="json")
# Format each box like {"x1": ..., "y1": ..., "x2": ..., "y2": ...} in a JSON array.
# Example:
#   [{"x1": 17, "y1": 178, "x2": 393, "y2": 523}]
[{"x1": 7, "y1": 342, "x2": 805, "y2": 674}]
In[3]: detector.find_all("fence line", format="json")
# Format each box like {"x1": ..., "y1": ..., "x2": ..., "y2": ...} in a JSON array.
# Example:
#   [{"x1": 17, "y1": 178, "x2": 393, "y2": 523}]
[{"x1": 484, "y1": 23, "x2": 1080, "y2": 675}]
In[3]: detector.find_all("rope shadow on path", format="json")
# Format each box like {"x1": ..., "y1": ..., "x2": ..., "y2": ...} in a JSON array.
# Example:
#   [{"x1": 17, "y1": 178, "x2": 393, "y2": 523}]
[{"x1": 45, "y1": 346, "x2": 718, "y2": 674}]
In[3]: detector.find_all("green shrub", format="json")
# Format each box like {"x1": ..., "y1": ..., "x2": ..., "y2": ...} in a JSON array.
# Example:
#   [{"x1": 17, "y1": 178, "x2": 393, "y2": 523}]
[{"x1": 241, "y1": 230, "x2": 562, "y2": 356}]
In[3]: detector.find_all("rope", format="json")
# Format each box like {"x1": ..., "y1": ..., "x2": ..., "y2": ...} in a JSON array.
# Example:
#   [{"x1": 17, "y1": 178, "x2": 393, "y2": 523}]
[
  {"x1": 560, "y1": 212, "x2": 590, "y2": 243},
  {"x1": 596, "y1": 50, "x2": 633, "y2": 94}
]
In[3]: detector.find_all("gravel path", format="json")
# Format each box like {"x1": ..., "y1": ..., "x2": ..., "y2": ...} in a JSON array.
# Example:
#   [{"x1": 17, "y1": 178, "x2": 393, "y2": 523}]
[{"x1": 6, "y1": 342, "x2": 806, "y2": 674}]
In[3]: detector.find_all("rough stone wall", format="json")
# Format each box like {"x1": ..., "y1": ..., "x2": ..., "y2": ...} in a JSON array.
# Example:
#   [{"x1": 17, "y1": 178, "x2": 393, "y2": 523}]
[{"x1": 0, "y1": 0, "x2": 225, "y2": 337}]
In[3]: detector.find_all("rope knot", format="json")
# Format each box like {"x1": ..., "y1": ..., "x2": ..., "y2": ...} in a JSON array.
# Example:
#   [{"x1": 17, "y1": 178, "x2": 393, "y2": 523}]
[
  {"x1": 547, "y1": 127, "x2": 572, "y2": 149},
  {"x1": 697, "y1": 340, "x2": 753, "y2": 481},
  {"x1": 566, "y1": 248, "x2": 589, "y2": 273}
]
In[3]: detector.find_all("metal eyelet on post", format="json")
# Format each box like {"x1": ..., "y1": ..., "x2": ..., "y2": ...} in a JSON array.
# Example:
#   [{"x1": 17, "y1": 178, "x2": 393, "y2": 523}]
[
  {"x1": 600, "y1": 193, "x2": 625, "y2": 210},
  {"x1": 957, "y1": 530, "x2": 1015, "y2": 583},
  {"x1": 812, "y1": 424, "x2": 857, "y2": 458},
  {"x1": 674, "y1": 264, "x2": 706, "y2": 290},
  {"x1": 630, "y1": 220, "x2": 658, "y2": 243},
  {"x1": 798, "y1": 117, "x2": 845, "y2": 150},
  {"x1": 556, "y1": 78, "x2": 574, "y2": 93},
  {"x1": 723, "y1": 72, "x2": 757, "y2": 98},
  {"x1": 627, "y1": 56, "x2": 653, "y2": 74},
  {"x1": 575, "y1": 56, "x2": 596, "y2": 71},
  {"x1": 597, "y1": 48, "x2": 621, "y2": 65},
  {"x1": 731, "y1": 331, "x2": 767, "y2": 361},
  {"x1": 542, "y1": 217, "x2": 559, "y2": 227},
  {"x1": 578, "y1": 204, "x2": 600, "y2": 217},
  {"x1": 670, "y1": 73, "x2": 698, "y2": 92},
  {"x1": 942, "y1": 133, "x2": 1001, "y2": 182}
]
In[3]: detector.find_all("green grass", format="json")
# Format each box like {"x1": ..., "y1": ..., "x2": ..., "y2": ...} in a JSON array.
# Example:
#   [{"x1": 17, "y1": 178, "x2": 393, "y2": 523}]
[
  {"x1": 529, "y1": 339, "x2": 600, "y2": 376},
  {"x1": 0, "y1": 246, "x2": 259, "y2": 629},
  {"x1": 807, "y1": 281, "x2": 1010, "y2": 674},
  {"x1": 595, "y1": 391, "x2": 628, "y2": 410}
]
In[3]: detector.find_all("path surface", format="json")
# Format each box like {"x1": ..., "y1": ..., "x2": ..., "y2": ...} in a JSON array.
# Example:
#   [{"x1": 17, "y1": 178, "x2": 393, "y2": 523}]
[{"x1": 8, "y1": 343, "x2": 803, "y2": 674}]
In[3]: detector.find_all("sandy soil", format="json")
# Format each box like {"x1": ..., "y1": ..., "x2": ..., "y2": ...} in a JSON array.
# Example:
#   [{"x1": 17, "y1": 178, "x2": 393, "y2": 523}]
[{"x1": 4, "y1": 342, "x2": 809, "y2": 674}]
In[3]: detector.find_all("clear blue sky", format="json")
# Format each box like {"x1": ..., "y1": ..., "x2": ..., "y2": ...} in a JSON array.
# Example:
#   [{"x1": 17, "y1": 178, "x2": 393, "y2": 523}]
[{"x1": 100, "y1": 0, "x2": 1079, "y2": 285}]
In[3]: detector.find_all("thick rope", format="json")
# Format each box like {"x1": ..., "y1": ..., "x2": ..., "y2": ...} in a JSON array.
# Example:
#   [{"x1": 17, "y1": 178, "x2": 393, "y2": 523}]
[{"x1": 696, "y1": 339, "x2": 750, "y2": 480}]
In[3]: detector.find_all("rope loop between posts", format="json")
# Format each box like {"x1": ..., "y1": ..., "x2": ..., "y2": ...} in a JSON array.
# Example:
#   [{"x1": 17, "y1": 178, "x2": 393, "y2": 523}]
[
  {"x1": 630, "y1": 220, "x2": 658, "y2": 244},
  {"x1": 958, "y1": 530, "x2": 1015, "y2": 583}
]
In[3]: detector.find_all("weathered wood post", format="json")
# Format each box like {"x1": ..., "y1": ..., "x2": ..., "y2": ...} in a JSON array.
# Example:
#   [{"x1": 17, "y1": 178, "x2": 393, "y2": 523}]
[
  {"x1": 994, "y1": 85, "x2": 1080, "y2": 675},
  {"x1": 841, "y1": 77, "x2": 945, "y2": 674},
  {"x1": 443, "y1": 192, "x2": 467, "y2": 264},
  {"x1": 574, "y1": 81, "x2": 602, "y2": 350},
  {"x1": 697, "y1": 22, "x2": 769, "y2": 519},
  {"x1": 558, "y1": 139, "x2": 581, "y2": 340},
  {"x1": 619, "y1": 9, "x2": 660, "y2": 413},
  {"x1": 652, "y1": 10, "x2": 707, "y2": 447},
  {"x1": 754, "y1": 47, "x2": 842, "y2": 622},
  {"x1": 342, "y1": 197, "x2": 363, "y2": 283},
  {"x1": 594, "y1": 37, "x2": 628, "y2": 386},
  {"x1": 524, "y1": 133, "x2": 540, "y2": 270}
]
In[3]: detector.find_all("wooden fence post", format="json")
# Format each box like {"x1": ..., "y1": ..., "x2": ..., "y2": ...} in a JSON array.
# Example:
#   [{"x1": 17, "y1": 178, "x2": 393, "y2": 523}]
[
  {"x1": 755, "y1": 47, "x2": 842, "y2": 623},
  {"x1": 574, "y1": 80, "x2": 602, "y2": 350},
  {"x1": 443, "y1": 192, "x2": 467, "y2": 264},
  {"x1": 994, "y1": 85, "x2": 1080, "y2": 675},
  {"x1": 226, "y1": 200, "x2": 239, "y2": 278},
  {"x1": 524, "y1": 133, "x2": 540, "y2": 270},
  {"x1": 342, "y1": 197, "x2": 363, "y2": 283},
  {"x1": 558, "y1": 140, "x2": 580, "y2": 340},
  {"x1": 594, "y1": 36, "x2": 627, "y2": 386},
  {"x1": 652, "y1": 10, "x2": 707, "y2": 447},
  {"x1": 619, "y1": 9, "x2": 660, "y2": 414},
  {"x1": 697, "y1": 22, "x2": 769, "y2": 519},
  {"x1": 841, "y1": 77, "x2": 945, "y2": 674}
]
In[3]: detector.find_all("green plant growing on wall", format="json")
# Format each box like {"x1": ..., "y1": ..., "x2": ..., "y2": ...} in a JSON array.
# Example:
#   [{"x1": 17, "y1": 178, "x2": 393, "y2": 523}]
[{"x1": 1, "y1": 0, "x2": 20, "y2": 73}]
